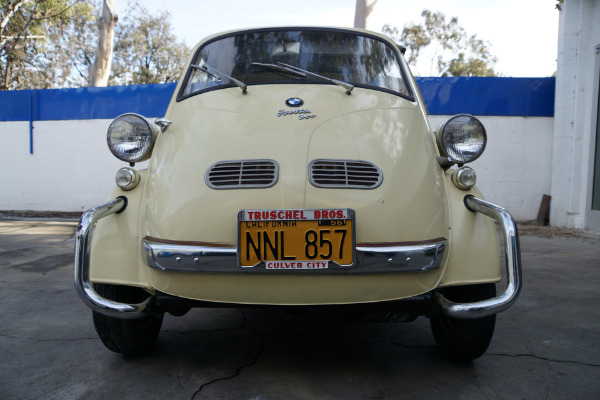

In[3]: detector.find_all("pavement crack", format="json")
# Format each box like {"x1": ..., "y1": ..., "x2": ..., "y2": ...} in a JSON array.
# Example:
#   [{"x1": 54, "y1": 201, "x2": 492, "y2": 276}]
[
  {"x1": 507, "y1": 298, "x2": 568, "y2": 319},
  {"x1": 0, "y1": 333, "x2": 98, "y2": 342},
  {"x1": 0, "y1": 223, "x2": 45, "y2": 234},
  {"x1": 190, "y1": 310, "x2": 265, "y2": 399},
  {"x1": 0, "y1": 237, "x2": 75, "y2": 253},
  {"x1": 486, "y1": 352, "x2": 600, "y2": 367},
  {"x1": 190, "y1": 335, "x2": 265, "y2": 399},
  {"x1": 185, "y1": 331, "x2": 431, "y2": 399},
  {"x1": 377, "y1": 340, "x2": 436, "y2": 350},
  {"x1": 35, "y1": 337, "x2": 100, "y2": 343},
  {"x1": 161, "y1": 326, "x2": 244, "y2": 335}
]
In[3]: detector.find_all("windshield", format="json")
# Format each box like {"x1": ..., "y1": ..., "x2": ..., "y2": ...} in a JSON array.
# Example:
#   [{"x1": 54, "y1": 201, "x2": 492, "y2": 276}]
[{"x1": 179, "y1": 29, "x2": 411, "y2": 99}]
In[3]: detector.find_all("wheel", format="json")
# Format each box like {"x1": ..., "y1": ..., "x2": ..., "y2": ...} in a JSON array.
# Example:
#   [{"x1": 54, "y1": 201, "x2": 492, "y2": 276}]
[
  {"x1": 430, "y1": 283, "x2": 496, "y2": 361},
  {"x1": 92, "y1": 284, "x2": 163, "y2": 356}
]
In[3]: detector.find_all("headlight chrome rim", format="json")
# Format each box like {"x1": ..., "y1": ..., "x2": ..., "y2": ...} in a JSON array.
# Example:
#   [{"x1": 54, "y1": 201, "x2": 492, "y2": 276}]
[
  {"x1": 436, "y1": 114, "x2": 487, "y2": 164},
  {"x1": 107, "y1": 113, "x2": 159, "y2": 163}
]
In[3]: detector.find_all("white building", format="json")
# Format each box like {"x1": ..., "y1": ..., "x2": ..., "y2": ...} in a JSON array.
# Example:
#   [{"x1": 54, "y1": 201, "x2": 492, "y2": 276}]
[{"x1": 552, "y1": 0, "x2": 600, "y2": 231}]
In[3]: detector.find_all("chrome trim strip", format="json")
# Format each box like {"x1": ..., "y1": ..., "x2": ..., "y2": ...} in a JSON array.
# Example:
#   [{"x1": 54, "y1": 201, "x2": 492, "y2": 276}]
[
  {"x1": 142, "y1": 238, "x2": 446, "y2": 274},
  {"x1": 435, "y1": 195, "x2": 522, "y2": 319},
  {"x1": 356, "y1": 241, "x2": 446, "y2": 272},
  {"x1": 74, "y1": 197, "x2": 151, "y2": 319},
  {"x1": 143, "y1": 241, "x2": 237, "y2": 272}
]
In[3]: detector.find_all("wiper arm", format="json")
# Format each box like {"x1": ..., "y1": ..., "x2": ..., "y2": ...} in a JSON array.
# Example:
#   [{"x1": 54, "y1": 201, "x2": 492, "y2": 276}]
[
  {"x1": 250, "y1": 62, "x2": 306, "y2": 78},
  {"x1": 190, "y1": 63, "x2": 247, "y2": 95},
  {"x1": 279, "y1": 62, "x2": 354, "y2": 95}
]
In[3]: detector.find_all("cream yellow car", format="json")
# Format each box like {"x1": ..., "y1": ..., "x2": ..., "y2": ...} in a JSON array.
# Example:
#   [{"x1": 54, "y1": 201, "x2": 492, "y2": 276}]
[{"x1": 74, "y1": 27, "x2": 521, "y2": 360}]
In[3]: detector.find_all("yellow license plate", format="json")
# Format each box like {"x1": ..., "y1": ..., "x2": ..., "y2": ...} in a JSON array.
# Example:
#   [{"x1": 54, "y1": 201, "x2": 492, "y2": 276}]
[{"x1": 238, "y1": 209, "x2": 355, "y2": 270}]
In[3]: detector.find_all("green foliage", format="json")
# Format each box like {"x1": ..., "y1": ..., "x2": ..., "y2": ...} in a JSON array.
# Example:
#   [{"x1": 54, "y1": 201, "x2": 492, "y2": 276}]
[
  {"x1": 383, "y1": 9, "x2": 498, "y2": 77},
  {"x1": 109, "y1": 1, "x2": 190, "y2": 85},
  {"x1": 0, "y1": 0, "x2": 95, "y2": 89},
  {"x1": 0, "y1": 0, "x2": 190, "y2": 89}
]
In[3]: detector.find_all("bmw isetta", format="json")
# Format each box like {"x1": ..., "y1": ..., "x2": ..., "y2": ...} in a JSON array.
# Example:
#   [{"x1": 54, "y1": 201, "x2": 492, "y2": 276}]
[{"x1": 74, "y1": 27, "x2": 521, "y2": 360}]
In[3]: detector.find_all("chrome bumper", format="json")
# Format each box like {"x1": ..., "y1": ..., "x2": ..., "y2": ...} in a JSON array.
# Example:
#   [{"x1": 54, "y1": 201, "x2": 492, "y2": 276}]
[
  {"x1": 142, "y1": 239, "x2": 447, "y2": 273},
  {"x1": 434, "y1": 195, "x2": 522, "y2": 319},
  {"x1": 74, "y1": 197, "x2": 151, "y2": 319},
  {"x1": 74, "y1": 195, "x2": 520, "y2": 320}
]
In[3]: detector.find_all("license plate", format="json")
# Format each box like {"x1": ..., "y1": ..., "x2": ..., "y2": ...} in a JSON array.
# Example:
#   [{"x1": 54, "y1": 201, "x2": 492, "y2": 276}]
[{"x1": 238, "y1": 209, "x2": 355, "y2": 270}]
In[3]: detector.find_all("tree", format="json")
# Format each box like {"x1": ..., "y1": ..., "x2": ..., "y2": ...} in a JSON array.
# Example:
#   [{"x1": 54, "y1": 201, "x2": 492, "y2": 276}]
[
  {"x1": 0, "y1": 0, "x2": 95, "y2": 90},
  {"x1": 88, "y1": 0, "x2": 116, "y2": 87},
  {"x1": 383, "y1": 9, "x2": 498, "y2": 77},
  {"x1": 353, "y1": 0, "x2": 377, "y2": 30},
  {"x1": 0, "y1": 0, "x2": 189, "y2": 90},
  {"x1": 109, "y1": 1, "x2": 190, "y2": 85}
]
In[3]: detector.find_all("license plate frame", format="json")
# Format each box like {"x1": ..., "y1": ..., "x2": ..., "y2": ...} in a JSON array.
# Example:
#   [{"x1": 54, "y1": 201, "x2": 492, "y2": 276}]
[{"x1": 237, "y1": 209, "x2": 356, "y2": 270}]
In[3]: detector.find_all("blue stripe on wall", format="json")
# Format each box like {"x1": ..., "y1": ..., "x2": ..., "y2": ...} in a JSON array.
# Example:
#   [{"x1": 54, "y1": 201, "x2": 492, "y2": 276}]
[
  {"x1": 0, "y1": 83, "x2": 176, "y2": 122},
  {"x1": 416, "y1": 77, "x2": 555, "y2": 117},
  {"x1": 0, "y1": 77, "x2": 554, "y2": 122}
]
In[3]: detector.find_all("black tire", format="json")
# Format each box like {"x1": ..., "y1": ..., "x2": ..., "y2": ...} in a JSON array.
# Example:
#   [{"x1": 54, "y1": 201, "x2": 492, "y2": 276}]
[
  {"x1": 92, "y1": 284, "x2": 163, "y2": 356},
  {"x1": 430, "y1": 283, "x2": 496, "y2": 361}
]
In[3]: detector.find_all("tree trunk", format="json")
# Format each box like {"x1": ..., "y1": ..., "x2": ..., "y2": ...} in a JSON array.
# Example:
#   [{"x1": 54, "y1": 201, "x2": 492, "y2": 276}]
[
  {"x1": 0, "y1": 0, "x2": 29, "y2": 45},
  {"x1": 89, "y1": 0, "x2": 117, "y2": 87},
  {"x1": 353, "y1": 0, "x2": 378, "y2": 29}
]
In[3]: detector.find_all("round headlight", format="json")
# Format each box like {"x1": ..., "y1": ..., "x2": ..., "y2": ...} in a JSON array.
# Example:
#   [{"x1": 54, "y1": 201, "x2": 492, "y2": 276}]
[
  {"x1": 436, "y1": 114, "x2": 487, "y2": 164},
  {"x1": 107, "y1": 113, "x2": 159, "y2": 163}
]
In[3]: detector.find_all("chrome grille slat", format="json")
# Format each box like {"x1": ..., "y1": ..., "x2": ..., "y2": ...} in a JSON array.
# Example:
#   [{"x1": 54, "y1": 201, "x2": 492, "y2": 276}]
[
  {"x1": 309, "y1": 159, "x2": 383, "y2": 189},
  {"x1": 206, "y1": 160, "x2": 279, "y2": 189}
]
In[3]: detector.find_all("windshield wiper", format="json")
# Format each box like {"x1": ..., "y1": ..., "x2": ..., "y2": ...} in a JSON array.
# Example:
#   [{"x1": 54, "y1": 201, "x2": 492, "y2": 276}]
[
  {"x1": 279, "y1": 62, "x2": 354, "y2": 95},
  {"x1": 251, "y1": 62, "x2": 306, "y2": 78},
  {"x1": 190, "y1": 63, "x2": 247, "y2": 95},
  {"x1": 251, "y1": 61, "x2": 354, "y2": 95}
]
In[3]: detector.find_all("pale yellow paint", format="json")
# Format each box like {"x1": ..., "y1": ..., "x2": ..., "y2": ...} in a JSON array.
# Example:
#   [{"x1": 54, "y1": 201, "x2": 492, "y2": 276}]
[{"x1": 89, "y1": 28, "x2": 502, "y2": 305}]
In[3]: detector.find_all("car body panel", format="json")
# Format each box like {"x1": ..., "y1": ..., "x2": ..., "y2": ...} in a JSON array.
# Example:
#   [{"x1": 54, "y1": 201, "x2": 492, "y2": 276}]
[
  {"x1": 142, "y1": 85, "x2": 446, "y2": 242},
  {"x1": 87, "y1": 26, "x2": 502, "y2": 306}
]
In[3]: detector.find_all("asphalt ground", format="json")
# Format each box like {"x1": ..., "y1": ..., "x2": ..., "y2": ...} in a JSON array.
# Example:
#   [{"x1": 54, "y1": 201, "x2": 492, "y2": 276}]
[{"x1": 0, "y1": 218, "x2": 599, "y2": 400}]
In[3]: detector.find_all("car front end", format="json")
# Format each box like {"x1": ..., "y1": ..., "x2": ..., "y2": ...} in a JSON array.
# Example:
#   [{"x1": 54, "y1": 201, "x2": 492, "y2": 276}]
[{"x1": 74, "y1": 27, "x2": 521, "y2": 360}]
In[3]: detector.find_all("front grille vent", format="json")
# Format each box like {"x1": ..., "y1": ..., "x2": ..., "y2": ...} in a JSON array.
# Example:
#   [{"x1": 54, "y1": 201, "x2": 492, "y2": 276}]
[
  {"x1": 309, "y1": 159, "x2": 383, "y2": 189},
  {"x1": 205, "y1": 159, "x2": 279, "y2": 189}
]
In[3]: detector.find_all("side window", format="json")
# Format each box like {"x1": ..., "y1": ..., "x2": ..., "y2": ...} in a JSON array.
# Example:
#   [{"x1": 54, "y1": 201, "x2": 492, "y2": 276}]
[{"x1": 183, "y1": 65, "x2": 223, "y2": 95}]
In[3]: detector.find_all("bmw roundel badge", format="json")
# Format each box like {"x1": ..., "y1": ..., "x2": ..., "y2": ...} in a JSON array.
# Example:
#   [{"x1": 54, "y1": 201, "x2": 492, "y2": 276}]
[{"x1": 285, "y1": 97, "x2": 304, "y2": 107}]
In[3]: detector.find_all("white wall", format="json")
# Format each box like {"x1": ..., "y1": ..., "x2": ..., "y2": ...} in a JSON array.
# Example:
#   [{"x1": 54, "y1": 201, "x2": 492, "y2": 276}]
[
  {"x1": 0, "y1": 116, "x2": 553, "y2": 220},
  {"x1": 429, "y1": 116, "x2": 554, "y2": 221},
  {"x1": 1, "y1": 119, "x2": 134, "y2": 212},
  {"x1": 551, "y1": 0, "x2": 600, "y2": 229}
]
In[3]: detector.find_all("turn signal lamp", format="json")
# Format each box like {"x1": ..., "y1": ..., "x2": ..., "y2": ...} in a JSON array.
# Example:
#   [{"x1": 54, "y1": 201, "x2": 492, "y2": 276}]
[
  {"x1": 115, "y1": 167, "x2": 140, "y2": 191},
  {"x1": 452, "y1": 166, "x2": 477, "y2": 190}
]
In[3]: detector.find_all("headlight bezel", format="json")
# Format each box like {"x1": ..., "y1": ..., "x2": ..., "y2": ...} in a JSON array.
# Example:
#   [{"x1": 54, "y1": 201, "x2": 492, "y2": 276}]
[
  {"x1": 435, "y1": 114, "x2": 487, "y2": 164},
  {"x1": 107, "y1": 113, "x2": 160, "y2": 163}
]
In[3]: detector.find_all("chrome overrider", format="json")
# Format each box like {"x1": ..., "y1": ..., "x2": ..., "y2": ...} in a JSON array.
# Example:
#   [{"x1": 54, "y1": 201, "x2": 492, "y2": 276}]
[
  {"x1": 74, "y1": 197, "x2": 151, "y2": 319},
  {"x1": 74, "y1": 195, "x2": 521, "y2": 320},
  {"x1": 435, "y1": 195, "x2": 522, "y2": 319}
]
